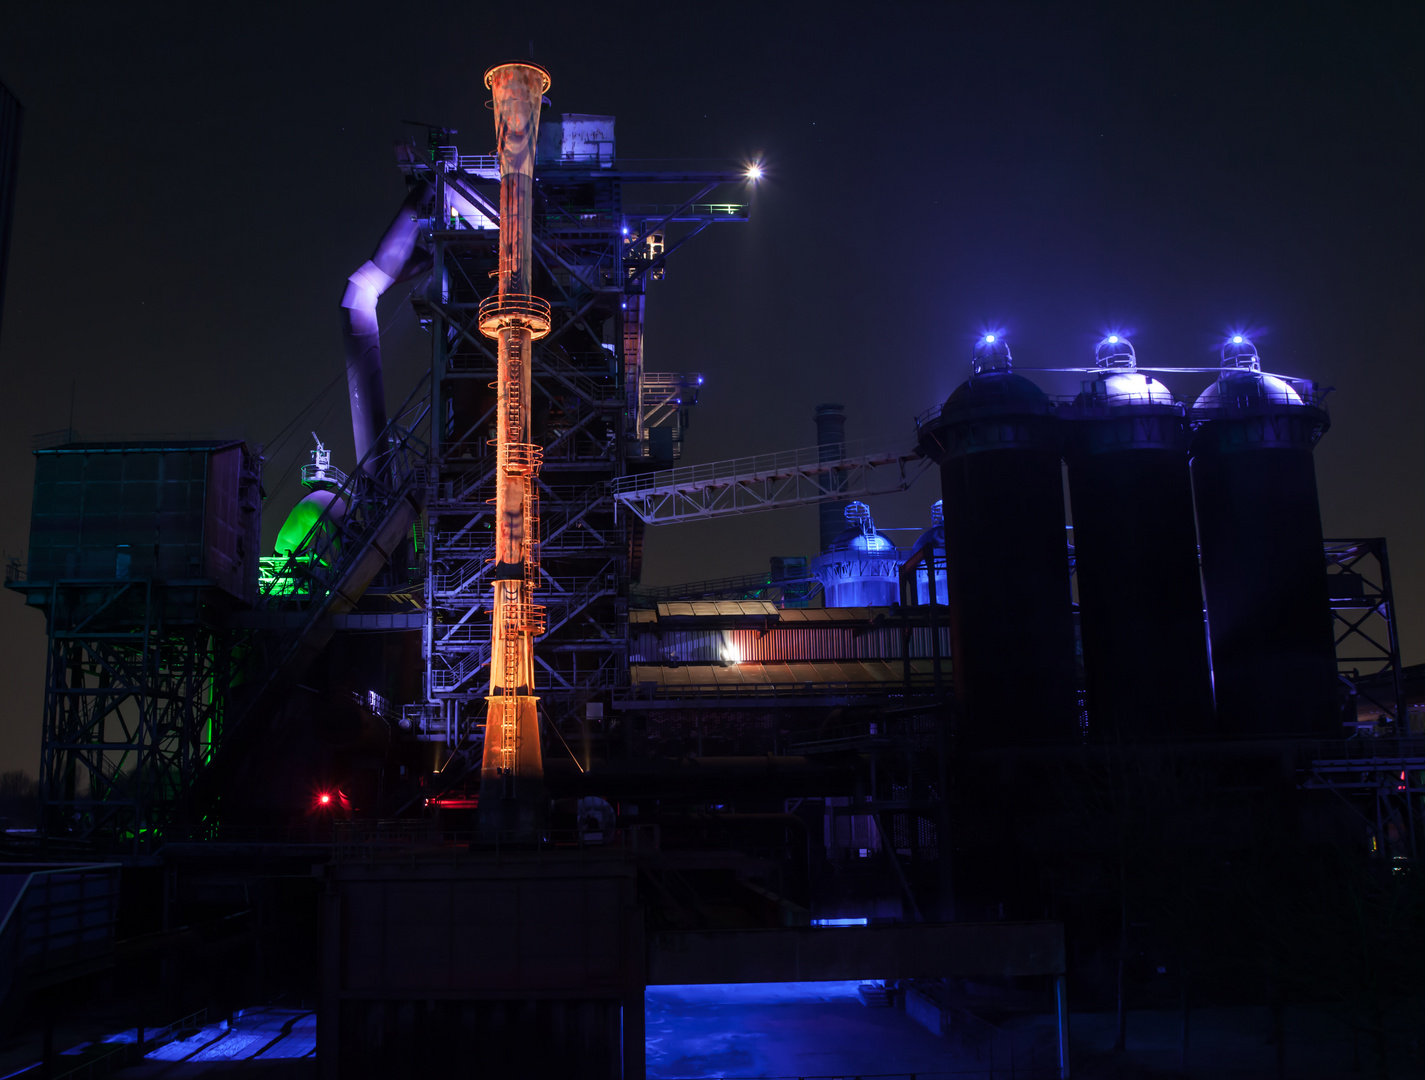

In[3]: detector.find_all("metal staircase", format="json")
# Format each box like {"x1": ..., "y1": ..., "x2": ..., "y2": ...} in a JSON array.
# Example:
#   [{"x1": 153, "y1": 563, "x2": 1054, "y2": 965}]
[{"x1": 431, "y1": 573, "x2": 619, "y2": 695}]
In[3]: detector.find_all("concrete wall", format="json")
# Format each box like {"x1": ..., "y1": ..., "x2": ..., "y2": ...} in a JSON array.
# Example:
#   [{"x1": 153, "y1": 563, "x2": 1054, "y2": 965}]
[
  {"x1": 318, "y1": 852, "x2": 643, "y2": 1080},
  {"x1": 904, "y1": 985, "x2": 945, "y2": 1038}
]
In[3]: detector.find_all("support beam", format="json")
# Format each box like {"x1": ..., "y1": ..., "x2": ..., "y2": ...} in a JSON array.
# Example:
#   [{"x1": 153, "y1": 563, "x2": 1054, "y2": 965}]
[{"x1": 612, "y1": 439, "x2": 932, "y2": 525}]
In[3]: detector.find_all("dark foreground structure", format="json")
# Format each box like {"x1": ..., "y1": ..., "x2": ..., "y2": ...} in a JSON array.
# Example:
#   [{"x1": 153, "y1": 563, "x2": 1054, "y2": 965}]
[{"x1": 2, "y1": 60, "x2": 1422, "y2": 1080}]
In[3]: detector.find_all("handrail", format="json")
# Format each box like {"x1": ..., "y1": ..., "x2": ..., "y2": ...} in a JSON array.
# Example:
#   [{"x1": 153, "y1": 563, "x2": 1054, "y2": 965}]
[
  {"x1": 915, "y1": 369, "x2": 1330, "y2": 432},
  {"x1": 50, "y1": 1008, "x2": 209, "y2": 1080},
  {"x1": 0, "y1": 864, "x2": 121, "y2": 1025}
]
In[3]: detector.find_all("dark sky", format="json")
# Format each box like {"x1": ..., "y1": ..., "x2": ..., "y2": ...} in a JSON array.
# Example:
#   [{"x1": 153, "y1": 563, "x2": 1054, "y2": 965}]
[{"x1": 0, "y1": 1, "x2": 1421, "y2": 772}]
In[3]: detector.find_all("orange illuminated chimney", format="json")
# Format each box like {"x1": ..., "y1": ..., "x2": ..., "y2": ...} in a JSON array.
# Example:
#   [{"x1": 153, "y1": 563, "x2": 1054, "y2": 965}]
[{"x1": 478, "y1": 61, "x2": 552, "y2": 838}]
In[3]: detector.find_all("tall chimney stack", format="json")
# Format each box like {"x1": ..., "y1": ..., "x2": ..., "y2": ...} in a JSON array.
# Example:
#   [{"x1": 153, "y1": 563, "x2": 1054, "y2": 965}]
[{"x1": 478, "y1": 61, "x2": 552, "y2": 838}]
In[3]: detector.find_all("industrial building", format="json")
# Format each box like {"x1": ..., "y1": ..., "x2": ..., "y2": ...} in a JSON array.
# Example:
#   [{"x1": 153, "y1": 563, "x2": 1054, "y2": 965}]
[{"x1": 0, "y1": 59, "x2": 1421, "y2": 1080}]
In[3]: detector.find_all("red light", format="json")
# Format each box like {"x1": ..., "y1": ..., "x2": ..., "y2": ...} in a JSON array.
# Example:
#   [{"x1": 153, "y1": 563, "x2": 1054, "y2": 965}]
[{"x1": 319, "y1": 793, "x2": 332, "y2": 805}]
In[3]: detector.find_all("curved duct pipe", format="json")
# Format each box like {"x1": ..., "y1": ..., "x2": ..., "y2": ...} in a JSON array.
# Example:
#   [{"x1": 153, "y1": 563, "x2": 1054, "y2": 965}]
[{"x1": 341, "y1": 182, "x2": 433, "y2": 478}]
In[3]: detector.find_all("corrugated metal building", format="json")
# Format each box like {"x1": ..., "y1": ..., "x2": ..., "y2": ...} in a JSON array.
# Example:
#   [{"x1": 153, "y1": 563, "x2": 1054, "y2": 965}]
[
  {"x1": 25, "y1": 440, "x2": 262, "y2": 603},
  {"x1": 628, "y1": 603, "x2": 951, "y2": 693}
]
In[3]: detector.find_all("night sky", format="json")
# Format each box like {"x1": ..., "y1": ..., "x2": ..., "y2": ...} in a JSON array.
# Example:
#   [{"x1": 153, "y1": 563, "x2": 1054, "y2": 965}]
[{"x1": 0, "y1": 1, "x2": 1420, "y2": 773}]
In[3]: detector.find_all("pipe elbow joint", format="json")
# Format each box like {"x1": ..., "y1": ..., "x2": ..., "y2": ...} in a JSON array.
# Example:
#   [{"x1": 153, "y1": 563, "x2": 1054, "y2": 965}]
[{"x1": 341, "y1": 260, "x2": 395, "y2": 313}]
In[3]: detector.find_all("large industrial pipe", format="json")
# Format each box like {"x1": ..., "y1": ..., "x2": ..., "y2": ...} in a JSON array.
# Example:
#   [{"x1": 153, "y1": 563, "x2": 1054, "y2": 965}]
[
  {"x1": 478, "y1": 61, "x2": 553, "y2": 838},
  {"x1": 341, "y1": 182, "x2": 432, "y2": 478}
]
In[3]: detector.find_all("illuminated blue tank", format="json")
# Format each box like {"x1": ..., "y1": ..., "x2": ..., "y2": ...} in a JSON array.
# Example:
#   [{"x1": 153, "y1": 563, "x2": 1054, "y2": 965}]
[
  {"x1": 811, "y1": 501, "x2": 901, "y2": 608},
  {"x1": 913, "y1": 500, "x2": 946, "y2": 605}
]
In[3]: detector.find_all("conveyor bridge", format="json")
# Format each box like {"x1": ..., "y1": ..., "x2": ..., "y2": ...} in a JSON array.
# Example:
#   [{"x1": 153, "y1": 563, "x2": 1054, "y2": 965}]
[{"x1": 610, "y1": 439, "x2": 932, "y2": 525}]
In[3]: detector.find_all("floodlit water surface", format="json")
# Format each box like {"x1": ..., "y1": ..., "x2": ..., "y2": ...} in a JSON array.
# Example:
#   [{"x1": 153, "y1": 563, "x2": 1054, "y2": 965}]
[{"x1": 645, "y1": 982, "x2": 960, "y2": 1079}]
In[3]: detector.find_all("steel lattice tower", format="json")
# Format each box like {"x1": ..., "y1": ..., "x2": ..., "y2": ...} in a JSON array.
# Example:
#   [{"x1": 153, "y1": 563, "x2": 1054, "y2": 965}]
[{"x1": 402, "y1": 64, "x2": 750, "y2": 798}]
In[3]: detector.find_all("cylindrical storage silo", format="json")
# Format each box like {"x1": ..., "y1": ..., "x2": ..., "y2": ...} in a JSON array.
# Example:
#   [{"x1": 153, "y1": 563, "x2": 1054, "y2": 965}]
[
  {"x1": 915, "y1": 335, "x2": 1078, "y2": 743},
  {"x1": 1063, "y1": 336, "x2": 1214, "y2": 739},
  {"x1": 1189, "y1": 336, "x2": 1337, "y2": 736},
  {"x1": 815, "y1": 404, "x2": 851, "y2": 553},
  {"x1": 810, "y1": 501, "x2": 901, "y2": 607}
]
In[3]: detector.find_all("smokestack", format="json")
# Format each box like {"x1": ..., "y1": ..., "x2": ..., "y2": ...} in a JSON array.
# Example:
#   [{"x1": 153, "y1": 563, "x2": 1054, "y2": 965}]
[
  {"x1": 814, "y1": 404, "x2": 849, "y2": 552},
  {"x1": 341, "y1": 183, "x2": 432, "y2": 478},
  {"x1": 478, "y1": 61, "x2": 552, "y2": 838}
]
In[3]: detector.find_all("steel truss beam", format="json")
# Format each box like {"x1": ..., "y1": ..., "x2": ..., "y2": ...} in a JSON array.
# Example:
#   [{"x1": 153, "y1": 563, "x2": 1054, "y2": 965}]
[
  {"x1": 1325, "y1": 538, "x2": 1406, "y2": 726},
  {"x1": 1304, "y1": 746, "x2": 1423, "y2": 864},
  {"x1": 611, "y1": 440, "x2": 933, "y2": 525}
]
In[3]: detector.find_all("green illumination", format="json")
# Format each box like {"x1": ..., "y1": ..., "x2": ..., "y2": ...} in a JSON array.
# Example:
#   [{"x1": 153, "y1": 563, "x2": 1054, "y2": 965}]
[
  {"x1": 263, "y1": 491, "x2": 346, "y2": 599},
  {"x1": 275, "y1": 497, "x2": 338, "y2": 557},
  {"x1": 260, "y1": 554, "x2": 321, "y2": 598}
]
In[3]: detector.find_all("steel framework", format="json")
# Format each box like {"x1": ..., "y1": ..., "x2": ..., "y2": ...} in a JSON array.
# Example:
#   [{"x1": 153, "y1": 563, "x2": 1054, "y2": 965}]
[
  {"x1": 1304, "y1": 740, "x2": 1424, "y2": 865},
  {"x1": 611, "y1": 439, "x2": 933, "y2": 525},
  {"x1": 631, "y1": 570, "x2": 821, "y2": 606},
  {"x1": 398, "y1": 110, "x2": 751, "y2": 749},
  {"x1": 1325, "y1": 538, "x2": 1406, "y2": 727},
  {"x1": 15, "y1": 579, "x2": 238, "y2": 849}
]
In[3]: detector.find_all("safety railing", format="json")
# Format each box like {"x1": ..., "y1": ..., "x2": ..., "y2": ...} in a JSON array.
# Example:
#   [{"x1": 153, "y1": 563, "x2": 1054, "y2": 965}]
[
  {"x1": 624, "y1": 202, "x2": 749, "y2": 219},
  {"x1": 46, "y1": 1008, "x2": 209, "y2": 1080},
  {"x1": 428, "y1": 489, "x2": 610, "y2": 599},
  {"x1": 0, "y1": 864, "x2": 120, "y2": 1023},
  {"x1": 631, "y1": 571, "x2": 820, "y2": 605},
  {"x1": 257, "y1": 384, "x2": 429, "y2": 610},
  {"x1": 501, "y1": 599, "x2": 548, "y2": 636},
  {"x1": 454, "y1": 153, "x2": 499, "y2": 175},
  {"x1": 430, "y1": 575, "x2": 617, "y2": 692},
  {"x1": 476, "y1": 293, "x2": 552, "y2": 338},
  {"x1": 915, "y1": 370, "x2": 1330, "y2": 434},
  {"x1": 619, "y1": 678, "x2": 945, "y2": 703},
  {"x1": 299, "y1": 460, "x2": 348, "y2": 488},
  {"x1": 500, "y1": 441, "x2": 544, "y2": 474},
  {"x1": 1056, "y1": 392, "x2": 1184, "y2": 414}
]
